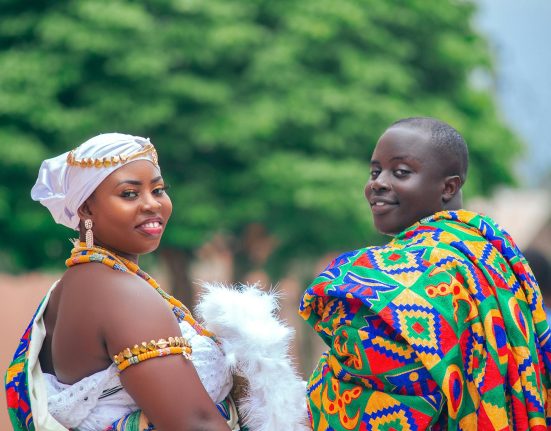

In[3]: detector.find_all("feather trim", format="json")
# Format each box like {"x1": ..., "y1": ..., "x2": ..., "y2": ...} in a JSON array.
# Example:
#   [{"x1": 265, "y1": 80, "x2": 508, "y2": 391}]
[{"x1": 195, "y1": 282, "x2": 310, "y2": 431}]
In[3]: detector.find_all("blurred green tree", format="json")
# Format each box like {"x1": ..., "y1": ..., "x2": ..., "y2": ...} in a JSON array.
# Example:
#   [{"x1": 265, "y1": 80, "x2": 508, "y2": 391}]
[{"x1": 0, "y1": 0, "x2": 520, "y2": 303}]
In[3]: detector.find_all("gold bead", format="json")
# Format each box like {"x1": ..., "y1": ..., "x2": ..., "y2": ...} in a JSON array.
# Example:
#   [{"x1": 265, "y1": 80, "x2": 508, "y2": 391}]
[
  {"x1": 139, "y1": 342, "x2": 148, "y2": 353},
  {"x1": 112, "y1": 155, "x2": 120, "y2": 165},
  {"x1": 147, "y1": 340, "x2": 157, "y2": 350},
  {"x1": 157, "y1": 338, "x2": 168, "y2": 349},
  {"x1": 131, "y1": 345, "x2": 140, "y2": 355},
  {"x1": 94, "y1": 158, "x2": 102, "y2": 168},
  {"x1": 104, "y1": 158, "x2": 112, "y2": 167},
  {"x1": 123, "y1": 348, "x2": 133, "y2": 359}
]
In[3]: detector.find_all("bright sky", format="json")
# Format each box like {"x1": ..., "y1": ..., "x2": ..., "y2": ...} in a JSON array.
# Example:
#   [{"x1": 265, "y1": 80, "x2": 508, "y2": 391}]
[{"x1": 476, "y1": 0, "x2": 551, "y2": 186}]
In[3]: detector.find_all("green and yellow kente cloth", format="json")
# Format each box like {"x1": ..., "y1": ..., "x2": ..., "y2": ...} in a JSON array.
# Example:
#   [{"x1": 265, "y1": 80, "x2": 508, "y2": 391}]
[{"x1": 300, "y1": 210, "x2": 551, "y2": 430}]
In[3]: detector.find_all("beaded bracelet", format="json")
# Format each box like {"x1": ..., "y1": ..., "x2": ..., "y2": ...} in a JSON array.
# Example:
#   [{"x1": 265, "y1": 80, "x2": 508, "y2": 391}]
[{"x1": 113, "y1": 336, "x2": 192, "y2": 371}]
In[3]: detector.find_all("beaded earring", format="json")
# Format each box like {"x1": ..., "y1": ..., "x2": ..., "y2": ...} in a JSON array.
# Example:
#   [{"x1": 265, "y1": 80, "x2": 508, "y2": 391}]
[{"x1": 84, "y1": 219, "x2": 94, "y2": 248}]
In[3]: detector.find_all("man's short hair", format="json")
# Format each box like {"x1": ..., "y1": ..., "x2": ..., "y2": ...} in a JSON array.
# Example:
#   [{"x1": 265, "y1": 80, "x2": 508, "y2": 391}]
[{"x1": 389, "y1": 117, "x2": 469, "y2": 184}]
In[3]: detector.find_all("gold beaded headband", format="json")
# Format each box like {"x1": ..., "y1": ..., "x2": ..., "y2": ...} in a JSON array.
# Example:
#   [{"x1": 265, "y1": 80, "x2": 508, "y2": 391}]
[{"x1": 66, "y1": 142, "x2": 158, "y2": 168}]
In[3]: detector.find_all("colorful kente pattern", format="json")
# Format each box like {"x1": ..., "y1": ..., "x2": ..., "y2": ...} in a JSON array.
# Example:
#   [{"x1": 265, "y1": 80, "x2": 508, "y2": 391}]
[
  {"x1": 300, "y1": 210, "x2": 551, "y2": 430},
  {"x1": 4, "y1": 300, "x2": 43, "y2": 431},
  {"x1": 105, "y1": 410, "x2": 155, "y2": 431}
]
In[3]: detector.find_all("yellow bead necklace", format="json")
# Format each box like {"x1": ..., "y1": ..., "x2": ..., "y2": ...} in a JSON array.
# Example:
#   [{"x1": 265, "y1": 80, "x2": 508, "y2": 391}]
[{"x1": 65, "y1": 242, "x2": 215, "y2": 339}]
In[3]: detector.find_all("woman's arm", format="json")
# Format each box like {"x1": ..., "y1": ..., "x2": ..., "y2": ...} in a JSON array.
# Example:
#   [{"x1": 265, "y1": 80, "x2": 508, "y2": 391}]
[{"x1": 100, "y1": 270, "x2": 231, "y2": 431}]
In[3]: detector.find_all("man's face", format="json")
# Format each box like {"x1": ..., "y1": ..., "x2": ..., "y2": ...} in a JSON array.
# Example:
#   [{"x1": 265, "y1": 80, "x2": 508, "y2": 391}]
[{"x1": 365, "y1": 126, "x2": 446, "y2": 235}]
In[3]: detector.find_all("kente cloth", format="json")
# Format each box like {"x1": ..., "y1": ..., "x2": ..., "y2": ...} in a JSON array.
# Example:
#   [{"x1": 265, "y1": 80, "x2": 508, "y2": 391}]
[
  {"x1": 299, "y1": 210, "x2": 551, "y2": 430},
  {"x1": 104, "y1": 410, "x2": 153, "y2": 431},
  {"x1": 5, "y1": 301, "x2": 44, "y2": 431}
]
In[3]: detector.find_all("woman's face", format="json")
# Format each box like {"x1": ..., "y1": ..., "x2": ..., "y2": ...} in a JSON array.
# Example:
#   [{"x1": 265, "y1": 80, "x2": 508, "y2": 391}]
[{"x1": 82, "y1": 160, "x2": 172, "y2": 259}]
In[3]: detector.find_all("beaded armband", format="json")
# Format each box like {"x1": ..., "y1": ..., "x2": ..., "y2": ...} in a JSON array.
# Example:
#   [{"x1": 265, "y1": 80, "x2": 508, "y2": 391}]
[{"x1": 113, "y1": 336, "x2": 192, "y2": 372}]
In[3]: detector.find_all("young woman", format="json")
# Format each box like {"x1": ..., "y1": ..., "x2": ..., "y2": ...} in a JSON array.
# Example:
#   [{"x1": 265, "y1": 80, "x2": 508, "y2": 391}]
[{"x1": 6, "y1": 134, "x2": 307, "y2": 431}]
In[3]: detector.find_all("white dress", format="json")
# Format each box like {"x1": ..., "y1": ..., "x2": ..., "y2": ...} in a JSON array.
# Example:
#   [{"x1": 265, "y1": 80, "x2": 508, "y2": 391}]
[{"x1": 31, "y1": 283, "x2": 234, "y2": 431}]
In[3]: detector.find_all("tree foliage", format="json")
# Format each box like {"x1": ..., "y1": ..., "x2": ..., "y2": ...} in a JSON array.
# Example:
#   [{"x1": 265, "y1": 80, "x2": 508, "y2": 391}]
[{"x1": 0, "y1": 0, "x2": 520, "y2": 289}]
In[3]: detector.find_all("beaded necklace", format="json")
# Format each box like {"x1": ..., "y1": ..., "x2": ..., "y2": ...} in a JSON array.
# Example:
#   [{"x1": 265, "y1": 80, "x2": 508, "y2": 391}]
[{"x1": 65, "y1": 242, "x2": 215, "y2": 339}]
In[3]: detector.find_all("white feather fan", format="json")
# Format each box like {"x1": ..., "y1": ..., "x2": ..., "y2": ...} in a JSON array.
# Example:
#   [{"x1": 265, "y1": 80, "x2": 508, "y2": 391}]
[{"x1": 195, "y1": 282, "x2": 310, "y2": 431}]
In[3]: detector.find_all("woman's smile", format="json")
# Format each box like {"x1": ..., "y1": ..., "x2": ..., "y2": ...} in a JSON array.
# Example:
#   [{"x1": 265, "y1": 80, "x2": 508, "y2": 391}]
[{"x1": 135, "y1": 217, "x2": 164, "y2": 236}]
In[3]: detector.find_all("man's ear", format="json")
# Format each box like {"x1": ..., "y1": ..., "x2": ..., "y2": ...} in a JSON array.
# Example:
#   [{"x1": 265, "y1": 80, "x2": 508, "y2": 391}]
[{"x1": 442, "y1": 175, "x2": 462, "y2": 203}]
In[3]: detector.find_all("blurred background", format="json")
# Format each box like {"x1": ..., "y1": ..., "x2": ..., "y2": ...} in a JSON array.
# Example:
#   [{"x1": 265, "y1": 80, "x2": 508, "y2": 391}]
[{"x1": 1, "y1": 0, "x2": 550, "y2": 427}]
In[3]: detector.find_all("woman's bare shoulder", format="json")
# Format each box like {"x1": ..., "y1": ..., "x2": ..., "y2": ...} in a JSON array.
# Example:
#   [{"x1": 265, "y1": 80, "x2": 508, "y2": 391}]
[
  {"x1": 60, "y1": 263, "x2": 158, "y2": 302},
  {"x1": 59, "y1": 264, "x2": 172, "y2": 331},
  {"x1": 62, "y1": 264, "x2": 178, "y2": 339}
]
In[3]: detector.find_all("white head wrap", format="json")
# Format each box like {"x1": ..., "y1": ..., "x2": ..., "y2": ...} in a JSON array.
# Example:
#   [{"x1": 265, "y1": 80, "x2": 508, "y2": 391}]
[{"x1": 31, "y1": 133, "x2": 160, "y2": 230}]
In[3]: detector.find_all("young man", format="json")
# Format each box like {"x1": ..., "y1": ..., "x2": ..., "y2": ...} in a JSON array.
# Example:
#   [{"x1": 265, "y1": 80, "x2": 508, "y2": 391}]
[{"x1": 299, "y1": 118, "x2": 551, "y2": 430}]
